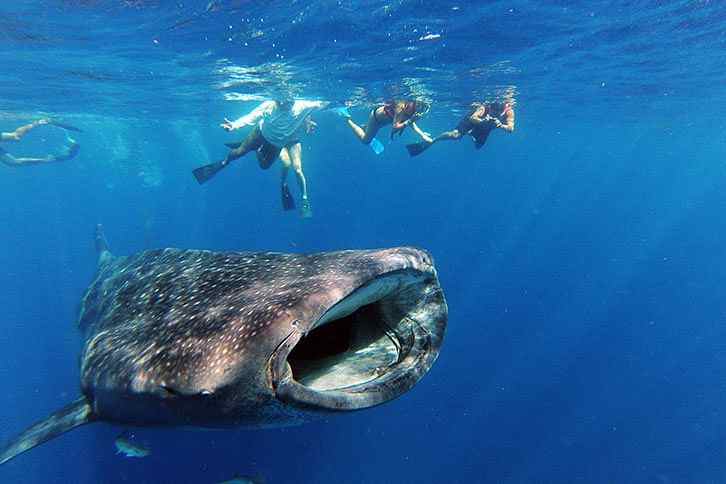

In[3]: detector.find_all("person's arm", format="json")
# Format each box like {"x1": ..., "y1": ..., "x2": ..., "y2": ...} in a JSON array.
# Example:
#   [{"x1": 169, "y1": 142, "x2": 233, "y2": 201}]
[
  {"x1": 311, "y1": 100, "x2": 330, "y2": 110},
  {"x1": 468, "y1": 115, "x2": 485, "y2": 126},
  {"x1": 1, "y1": 119, "x2": 50, "y2": 141},
  {"x1": 494, "y1": 110, "x2": 515, "y2": 132},
  {"x1": 295, "y1": 100, "x2": 330, "y2": 113},
  {"x1": 410, "y1": 121, "x2": 433, "y2": 143},
  {"x1": 221, "y1": 101, "x2": 275, "y2": 131}
]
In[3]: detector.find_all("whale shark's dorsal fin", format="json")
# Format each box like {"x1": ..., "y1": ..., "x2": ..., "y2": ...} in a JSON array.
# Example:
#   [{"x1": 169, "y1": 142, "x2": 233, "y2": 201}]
[
  {"x1": 0, "y1": 397, "x2": 94, "y2": 466},
  {"x1": 95, "y1": 224, "x2": 113, "y2": 266}
]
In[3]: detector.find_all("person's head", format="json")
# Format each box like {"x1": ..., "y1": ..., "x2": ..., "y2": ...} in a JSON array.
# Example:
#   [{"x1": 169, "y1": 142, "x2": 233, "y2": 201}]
[
  {"x1": 274, "y1": 96, "x2": 294, "y2": 112},
  {"x1": 470, "y1": 102, "x2": 487, "y2": 116},
  {"x1": 414, "y1": 100, "x2": 431, "y2": 118},
  {"x1": 487, "y1": 101, "x2": 513, "y2": 117},
  {"x1": 391, "y1": 99, "x2": 429, "y2": 137}
]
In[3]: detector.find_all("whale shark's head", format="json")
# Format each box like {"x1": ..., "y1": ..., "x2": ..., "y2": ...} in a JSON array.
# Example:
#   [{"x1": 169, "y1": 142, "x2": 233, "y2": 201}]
[
  {"x1": 269, "y1": 247, "x2": 446, "y2": 416},
  {"x1": 79, "y1": 246, "x2": 447, "y2": 426}
]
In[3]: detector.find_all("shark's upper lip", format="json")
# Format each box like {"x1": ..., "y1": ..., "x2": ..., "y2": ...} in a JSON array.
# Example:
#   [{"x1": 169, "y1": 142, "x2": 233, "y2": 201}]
[{"x1": 269, "y1": 263, "x2": 447, "y2": 411}]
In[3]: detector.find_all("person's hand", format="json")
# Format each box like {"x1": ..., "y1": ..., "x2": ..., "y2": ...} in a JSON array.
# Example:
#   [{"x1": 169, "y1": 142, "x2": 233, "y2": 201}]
[
  {"x1": 220, "y1": 118, "x2": 236, "y2": 131},
  {"x1": 36, "y1": 118, "x2": 50, "y2": 126},
  {"x1": 305, "y1": 119, "x2": 318, "y2": 134},
  {"x1": 421, "y1": 132, "x2": 433, "y2": 143}
]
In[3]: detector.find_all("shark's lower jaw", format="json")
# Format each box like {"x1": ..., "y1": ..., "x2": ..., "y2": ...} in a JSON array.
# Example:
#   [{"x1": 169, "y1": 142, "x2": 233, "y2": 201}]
[{"x1": 273, "y1": 269, "x2": 447, "y2": 411}]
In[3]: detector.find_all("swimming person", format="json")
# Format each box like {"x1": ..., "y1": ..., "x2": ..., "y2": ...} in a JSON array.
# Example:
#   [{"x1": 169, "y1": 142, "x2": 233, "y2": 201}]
[
  {"x1": 406, "y1": 101, "x2": 515, "y2": 157},
  {"x1": 192, "y1": 98, "x2": 327, "y2": 217},
  {"x1": 0, "y1": 118, "x2": 81, "y2": 167},
  {"x1": 222, "y1": 116, "x2": 317, "y2": 217},
  {"x1": 335, "y1": 99, "x2": 433, "y2": 154}
]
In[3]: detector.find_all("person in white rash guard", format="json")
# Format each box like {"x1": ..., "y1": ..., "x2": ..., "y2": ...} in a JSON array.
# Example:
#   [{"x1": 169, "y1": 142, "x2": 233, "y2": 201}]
[{"x1": 193, "y1": 98, "x2": 328, "y2": 218}]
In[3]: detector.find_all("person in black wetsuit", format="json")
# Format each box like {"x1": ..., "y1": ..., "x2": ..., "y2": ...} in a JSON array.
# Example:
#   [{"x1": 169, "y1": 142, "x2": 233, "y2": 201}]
[
  {"x1": 406, "y1": 101, "x2": 515, "y2": 157},
  {"x1": 0, "y1": 118, "x2": 80, "y2": 167}
]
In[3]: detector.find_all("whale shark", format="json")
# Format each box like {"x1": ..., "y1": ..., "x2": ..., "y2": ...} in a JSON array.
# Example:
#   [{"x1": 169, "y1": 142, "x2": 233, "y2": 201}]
[{"x1": 0, "y1": 226, "x2": 447, "y2": 466}]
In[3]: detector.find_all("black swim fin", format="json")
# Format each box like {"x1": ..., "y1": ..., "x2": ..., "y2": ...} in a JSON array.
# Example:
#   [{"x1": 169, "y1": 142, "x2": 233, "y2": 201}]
[
  {"x1": 0, "y1": 397, "x2": 95, "y2": 466},
  {"x1": 281, "y1": 183, "x2": 295, "y2": 211},
  {"x1": 406, "y1": 141, "x2": 433, "y2": 157},
  {"x1": 193, "y1": 161, "x2": 226, "y2": 185},
  {"x1": 225, "y1": 141, "x2": 242, "y2": 149}
]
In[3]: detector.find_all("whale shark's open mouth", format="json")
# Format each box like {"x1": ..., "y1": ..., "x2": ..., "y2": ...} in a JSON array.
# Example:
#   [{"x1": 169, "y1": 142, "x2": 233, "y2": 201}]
[{"x1": 273, "y1": 269, "x2": 447, "y2": 411}]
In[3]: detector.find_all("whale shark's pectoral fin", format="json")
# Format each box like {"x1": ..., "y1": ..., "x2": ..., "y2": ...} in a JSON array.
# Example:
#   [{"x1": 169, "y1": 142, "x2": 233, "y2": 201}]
[
  {"x1": 95, "y1": 224, "x2": 113, "y2": 265},
  {"x1": 0, "y1": 397, "x2": 94, "y2": 466}
]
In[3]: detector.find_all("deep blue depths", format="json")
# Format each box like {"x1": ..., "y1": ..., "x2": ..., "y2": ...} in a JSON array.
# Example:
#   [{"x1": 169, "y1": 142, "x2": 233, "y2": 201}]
[{"x1": 1, "y1": 1, "x2": 726, "y2": 483}]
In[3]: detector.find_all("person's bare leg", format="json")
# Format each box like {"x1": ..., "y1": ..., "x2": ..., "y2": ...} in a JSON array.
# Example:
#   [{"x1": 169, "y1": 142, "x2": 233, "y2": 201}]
[
  {"x1": 346, "y1": 110, "x2": 380, "y2": 144},
  {"x1": 1, "y1": 119, "x2": 50, "y2": 142},
  {"x1": 279, "y1": 147, "x2": 291, "y2": 186},
  {"x1": 0, "y1": 138, "x2": 78, "y2": 167},
  {"x1": 288, "y1": 143, "x2": 307, "y2": 200},
  {"x1": 288, "y1": 143, "x2": 311, "y2": 217},
  {"x1": 279, "y1": 147, "x2": 296, "y2": 211},
  {"x1": 406, "y1": 128, "x2": 461, "y2": 157},
  {"x1": 1, "y1": 152, "x2": 53, "y2": 167},
  {"x1": 433, "y1": 129, "x2": 463, "y2": 143}
]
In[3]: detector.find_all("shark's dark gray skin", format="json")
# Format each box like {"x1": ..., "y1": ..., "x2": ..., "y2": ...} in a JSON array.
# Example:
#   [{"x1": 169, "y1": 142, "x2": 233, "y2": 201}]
[{"x1": 0, "y1": 226, "x2": 447, "y2": 465}]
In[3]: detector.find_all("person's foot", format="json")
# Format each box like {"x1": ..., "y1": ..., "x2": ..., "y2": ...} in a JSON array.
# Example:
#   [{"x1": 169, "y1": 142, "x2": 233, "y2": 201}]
[{"x1": 301, "y1": 196, "x2": 312, "y2": 218}]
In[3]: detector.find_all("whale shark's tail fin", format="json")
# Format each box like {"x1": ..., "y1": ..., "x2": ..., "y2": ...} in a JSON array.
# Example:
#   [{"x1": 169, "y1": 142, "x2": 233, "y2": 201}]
[
  {"x1": 95, "y1": 224, "x2": 112, "y2": 265},
  {"x1": 0, "y1": 397, "x2": 94, "y2": 466}
]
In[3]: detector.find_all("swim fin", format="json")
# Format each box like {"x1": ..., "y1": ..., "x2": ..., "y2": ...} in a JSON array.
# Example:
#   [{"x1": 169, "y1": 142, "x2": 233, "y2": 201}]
[
  {"x1": 281, "y1": 183, "x2": 295, "y2": 211},
  {"x1": 225, "y1": 141, "x2": 242, "y2": 149},
  {"x1": 406, "y1": 141, "x2": 432, "y2": 157},
  {"x1": 50, "y1": 120, "x2": 83, "y2": 132},
  {"x1": 192, "y1": 161, "x2": 226, "y2": 185},
  {"x1": 369, "y1": 137, "x2": 385, "y2": 155}
]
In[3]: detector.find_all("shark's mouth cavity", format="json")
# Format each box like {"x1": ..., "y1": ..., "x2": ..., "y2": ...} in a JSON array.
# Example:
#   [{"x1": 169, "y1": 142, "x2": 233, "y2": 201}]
[
  {"x1": 288, "y1": 300, "x2": 402, "y2": 391},
  {"x1": 275, "y1": 269, "x2": 446, "y2": 411}
]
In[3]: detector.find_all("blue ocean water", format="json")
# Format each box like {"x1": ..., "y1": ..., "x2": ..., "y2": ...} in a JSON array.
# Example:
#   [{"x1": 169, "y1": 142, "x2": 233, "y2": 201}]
[{"x1": 1, "y1": 1, "x2": 726, "y2": 482}]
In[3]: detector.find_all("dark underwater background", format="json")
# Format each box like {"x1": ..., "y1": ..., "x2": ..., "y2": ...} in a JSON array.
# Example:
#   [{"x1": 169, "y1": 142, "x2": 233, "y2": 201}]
[{"x1": 1, "y1": 1, "x2": 726, "y2": 483}]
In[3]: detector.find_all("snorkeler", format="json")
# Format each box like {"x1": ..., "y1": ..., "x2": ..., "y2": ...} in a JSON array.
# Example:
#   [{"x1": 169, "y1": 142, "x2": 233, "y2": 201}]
[
  {"x1": 0, "y1": 118, "x2": 81, "y2": 167},
  {"x1": 335, "y1": 99, "x2": 433, "y2": 154},
  {"x1": 192, "y1": 98, "x2": 327, "y2": 218},
  {"x1": 238, "y1": 115, "x2": 316, "y2": 217},
  {"x1": 406, "y1": 101, "x2": 515, "y2": 157}
]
